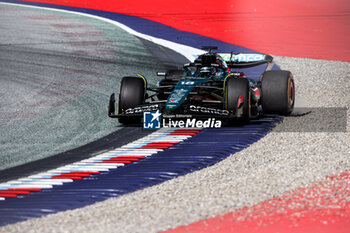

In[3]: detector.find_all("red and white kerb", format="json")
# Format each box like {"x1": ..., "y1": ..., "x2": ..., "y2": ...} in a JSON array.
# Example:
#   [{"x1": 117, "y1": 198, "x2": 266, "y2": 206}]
[{"x1": 0, "y1": 128, "x2": 202, "y2": 200}]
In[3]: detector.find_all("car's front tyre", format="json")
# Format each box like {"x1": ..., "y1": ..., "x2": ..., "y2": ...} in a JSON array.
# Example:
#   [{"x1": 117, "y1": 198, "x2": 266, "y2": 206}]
[{"x1": 118, "y1": 76, "x2": 146, "y2": 125}]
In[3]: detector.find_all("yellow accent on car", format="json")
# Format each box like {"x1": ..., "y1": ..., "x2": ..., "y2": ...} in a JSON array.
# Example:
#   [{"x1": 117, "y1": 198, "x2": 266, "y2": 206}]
[{"x1": 136, "y1": 74, "x2": 147, "y2": 97}]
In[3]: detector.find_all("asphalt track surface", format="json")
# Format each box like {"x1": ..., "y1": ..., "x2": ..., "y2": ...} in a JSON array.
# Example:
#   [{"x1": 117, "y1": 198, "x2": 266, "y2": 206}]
[
  {"x1": 0, "y1": 1, "x2": 349, "y2": 233},
  {"x1": 0, "y1": 3, "x2": 180, "y2": 172}
]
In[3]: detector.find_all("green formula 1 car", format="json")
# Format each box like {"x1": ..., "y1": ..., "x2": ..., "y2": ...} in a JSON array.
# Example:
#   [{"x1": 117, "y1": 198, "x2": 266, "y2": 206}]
[{"x1": 108, "y1": 46, "x2": 295, "y2": 125}]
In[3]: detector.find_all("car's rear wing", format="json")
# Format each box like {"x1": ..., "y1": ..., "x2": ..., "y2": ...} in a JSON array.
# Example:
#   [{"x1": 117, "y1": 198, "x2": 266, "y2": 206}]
[{"x1": 218, "y1": 53, "x2": 273, "y2": 68}]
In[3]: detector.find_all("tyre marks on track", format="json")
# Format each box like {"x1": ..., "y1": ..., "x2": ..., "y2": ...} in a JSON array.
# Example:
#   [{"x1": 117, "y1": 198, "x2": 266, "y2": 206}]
[{"x1": 0, "y1": 2, "x2": 166, "y2": 171}]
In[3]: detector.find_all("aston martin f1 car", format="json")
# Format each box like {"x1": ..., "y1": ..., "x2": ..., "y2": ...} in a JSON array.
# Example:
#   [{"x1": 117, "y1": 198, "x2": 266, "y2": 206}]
[{"x1": 108, "y1": 46, "x2": 295, "y2": 124}]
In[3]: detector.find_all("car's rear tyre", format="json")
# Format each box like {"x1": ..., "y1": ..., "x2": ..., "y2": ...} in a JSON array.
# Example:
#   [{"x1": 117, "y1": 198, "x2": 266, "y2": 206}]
[
  {"x1": 118, "y1": 76, "x2": 146, "y2": 124},
  {"x1": 225, "y1": 77, "x2": 251, "y2": 121},
  {"x1": 261, "y1": 70, "x2": 295, "y2": 115}
]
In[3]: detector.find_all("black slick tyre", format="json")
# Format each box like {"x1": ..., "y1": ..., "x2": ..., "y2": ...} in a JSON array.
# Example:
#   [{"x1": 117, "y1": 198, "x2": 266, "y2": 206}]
[
  {"x1": 225, "y1": 77, "x2": 251, "y2": 121},
  {"x1": 118, "y1": 76, "x2": 146, "y2": 124},
  {"x1": 261, "y1": 70, "x2": 295, "y2": 115}
]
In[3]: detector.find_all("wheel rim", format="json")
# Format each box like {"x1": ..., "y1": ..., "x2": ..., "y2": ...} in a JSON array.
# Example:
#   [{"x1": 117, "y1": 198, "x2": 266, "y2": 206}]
[{"x1": 288, "y1": 79, "x2": 295, "y2": 109}]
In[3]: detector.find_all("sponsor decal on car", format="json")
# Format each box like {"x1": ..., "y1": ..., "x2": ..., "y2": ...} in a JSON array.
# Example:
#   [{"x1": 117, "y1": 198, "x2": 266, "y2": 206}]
[
  {"x1": 189, "y1": 105, "x2": 229, "y2": 116},
  {"x1": 180, "y1": 81, "x2": 195, "y2": 85},
  {"x1": 219, "y1": 53, "x2": 266, "y2": 62},
  {"x1": 125, "y1": 104, "x2": 159, "y2": 114},
  {"x1": 168, "y1": 89, "x2": 188, "y2": 103},
  {"x1": 233, "y1": 54, "x2": 266, "y2": 62}
]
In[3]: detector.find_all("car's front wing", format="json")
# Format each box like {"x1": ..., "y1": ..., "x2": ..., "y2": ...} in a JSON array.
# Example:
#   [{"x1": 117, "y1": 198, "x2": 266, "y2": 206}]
[{"x1": 111, "y1": 102, "x2": 241, "y2": 120}]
